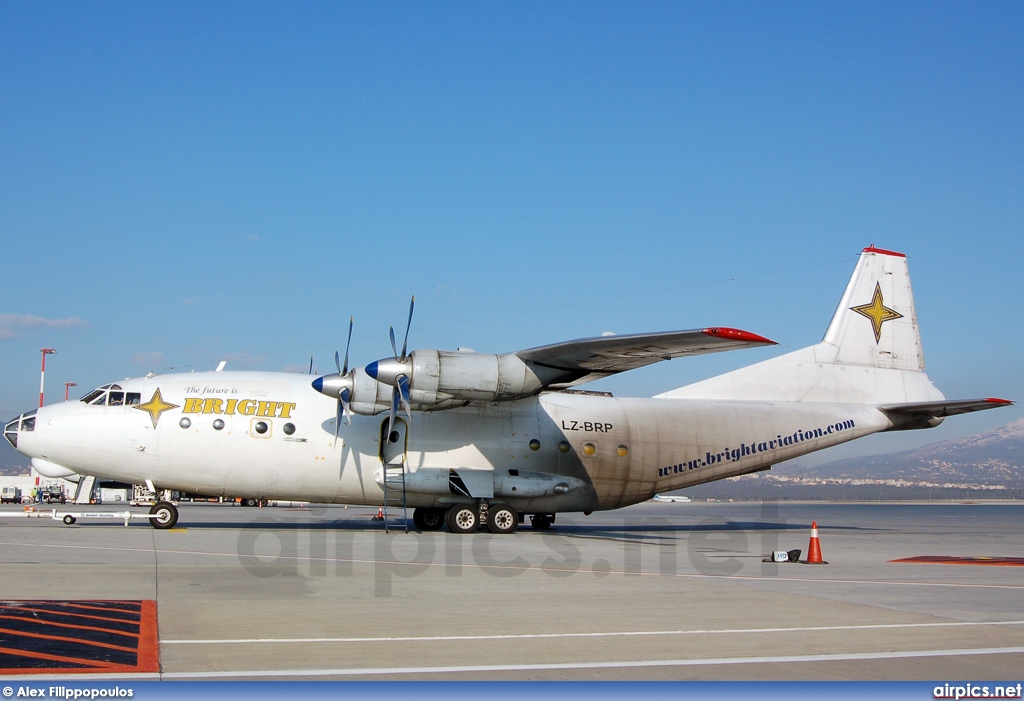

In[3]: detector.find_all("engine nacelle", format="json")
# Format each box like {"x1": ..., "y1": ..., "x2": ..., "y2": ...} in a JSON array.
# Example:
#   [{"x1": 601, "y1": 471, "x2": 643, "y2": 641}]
[
  {"x1": 311, "y1": 367, "x2": 394, "y2": 416},
  {"x1": 368, "y1": 350, "x2": 548, "y2": 409}
]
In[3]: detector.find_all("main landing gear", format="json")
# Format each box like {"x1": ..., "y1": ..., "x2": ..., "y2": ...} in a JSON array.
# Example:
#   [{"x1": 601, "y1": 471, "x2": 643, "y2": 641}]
[
  {"x1": 412, "y1": 507, "x2": 446, "y2": 531},
  {"x1": 413, "y1": 505, "x2": 554, "y2": 533},
  {"x1": 421, "y1": 503, "x2": 522, "y2": 534}
]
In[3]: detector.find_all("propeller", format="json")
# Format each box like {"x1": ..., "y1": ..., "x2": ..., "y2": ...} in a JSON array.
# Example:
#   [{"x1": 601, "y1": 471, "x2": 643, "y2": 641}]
[
  {"x1": 335, "y1": 317, "x2": 355, "y2": 436},
  {"x1": 367, "y1": 297, "x2": 416, "y2": 439},
  {"x1": 310, "y1": 317, "x2": 355, "y2": 441}
]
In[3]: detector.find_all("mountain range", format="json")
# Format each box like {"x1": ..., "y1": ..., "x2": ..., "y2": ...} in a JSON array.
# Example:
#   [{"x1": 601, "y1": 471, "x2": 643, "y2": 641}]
[{"x1": 776, "y1": 419, "x2": 1024, "y2": 487}]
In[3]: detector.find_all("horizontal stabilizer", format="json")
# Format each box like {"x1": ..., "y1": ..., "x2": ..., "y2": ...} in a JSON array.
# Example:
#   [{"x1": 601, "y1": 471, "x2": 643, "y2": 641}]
[{"x1": 880, "y1": 398, "x2": 1014, "y2": 419}]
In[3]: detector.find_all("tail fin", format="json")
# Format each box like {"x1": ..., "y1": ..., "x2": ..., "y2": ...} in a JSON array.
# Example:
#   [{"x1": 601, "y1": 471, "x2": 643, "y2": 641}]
[
  {"x1": 822, "y1": 245, "x2": 925, "y2": 372},
  {"x1": 658, "y1": 246, "x2": 945, "y2": 405}
]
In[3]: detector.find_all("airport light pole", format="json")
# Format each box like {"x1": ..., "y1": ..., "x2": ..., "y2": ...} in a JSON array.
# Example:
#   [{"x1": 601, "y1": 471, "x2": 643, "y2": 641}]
[
  {"x1": 64, "y1": 382, "x2": 77, "y2": 401},
  {"x1": 39, "y1": 348, "x2": 56, "y2": 407}
]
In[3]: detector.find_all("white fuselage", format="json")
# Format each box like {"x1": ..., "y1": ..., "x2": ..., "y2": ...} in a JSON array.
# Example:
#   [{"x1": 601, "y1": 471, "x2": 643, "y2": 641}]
[{"x1": 14, "y1": 370, "x2": 891, "y2": 513}]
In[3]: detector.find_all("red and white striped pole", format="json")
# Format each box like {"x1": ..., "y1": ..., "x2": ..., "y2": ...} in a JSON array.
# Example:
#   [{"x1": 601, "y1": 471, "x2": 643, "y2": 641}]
[
  {"x1": 64, "y1": 382, "x2": 77, "y2": 401},
  {"x1": 39, "y1": 348, "x2": 56, "y2": 407}
]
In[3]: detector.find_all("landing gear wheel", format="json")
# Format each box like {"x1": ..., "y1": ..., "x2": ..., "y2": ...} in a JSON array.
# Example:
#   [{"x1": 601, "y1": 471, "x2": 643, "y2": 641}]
[
  {"x1": 62, "y1": 514, "x2": 76, "y2": 525},
  {"x1": 413, "y1": 507, "x2": 445, "y2": 531},
  {"x1": 487, "y1": 503, "x2": 518, "y2": 534},
  {"x1": 150, "y1": 501, "x2": 178, "y2": 530},
  {"x1": 445, "y1": 504, "x2": 479, "y2": 533},
  {"x1": 531, "y1": 514, "x2": 553, "y2": 530},
  {"x1": 243, "y1": 498, "x2": 258, "y2": 507}
]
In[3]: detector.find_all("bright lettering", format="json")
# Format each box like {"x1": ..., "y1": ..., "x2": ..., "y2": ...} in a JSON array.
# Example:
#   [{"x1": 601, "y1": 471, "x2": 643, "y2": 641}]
[{"x1": 202, "y1": 398, "x2": 224, "y2": 414}]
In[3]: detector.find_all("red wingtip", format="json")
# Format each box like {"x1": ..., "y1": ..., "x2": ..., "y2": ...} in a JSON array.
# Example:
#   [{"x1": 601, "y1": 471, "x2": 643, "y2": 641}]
[
  {"x1": 985, "y1": 398, "x2": 1014, "y2": 405},
  {"x1": 862, "y1": 244, "x2": 906, "y2": 258},
  {"x1": 703, "y1": 327, "x2": 777, "y2": 345}
]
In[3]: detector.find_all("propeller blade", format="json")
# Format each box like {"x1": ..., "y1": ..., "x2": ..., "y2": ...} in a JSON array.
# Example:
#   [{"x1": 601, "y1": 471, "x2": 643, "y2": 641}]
[
  {"x1": 335, "y1": 351, "x2": 341, "y2": 374},
  {"x1": 335, "y1": 398, "x2": 344, "y2": 440},
  {"x1": 309, "y1": 355, "x2": 314, "y2": 375},
  {"x1": 342, "y1": 316, "x2": 353, "y2": 375},
  {"x1": 387, "y1": 389, "x2": 399, "y2": 439},
  {"x1": 400, "y1": 296, "x2": 415, "y2": 360},
  {"x1": 389, "y1": 326, "x2": 398, "y2": 359},
  {"x1": 397, "y1": 374, "x2": 412, "y2": 423},
  {"x1": 340, "y1": 388, "x2": 353, "y2": 424}
]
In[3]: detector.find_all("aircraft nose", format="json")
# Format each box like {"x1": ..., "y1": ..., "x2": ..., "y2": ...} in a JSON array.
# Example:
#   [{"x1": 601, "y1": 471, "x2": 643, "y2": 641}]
[{"x1": 3, "y1": 409, "x2": 36, "y2": 451}]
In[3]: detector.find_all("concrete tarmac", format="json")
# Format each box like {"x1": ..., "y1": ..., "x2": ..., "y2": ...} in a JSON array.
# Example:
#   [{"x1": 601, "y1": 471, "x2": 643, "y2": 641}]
[{"x1": 1, "y1": 500, "x2": 1023, "y2": 680}]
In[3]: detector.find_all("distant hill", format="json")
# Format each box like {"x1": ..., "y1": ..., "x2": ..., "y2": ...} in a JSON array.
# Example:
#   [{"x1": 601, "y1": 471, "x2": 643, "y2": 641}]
[
  {"x1": 778, "y1": 419, "x2": 1024, "y2": 487},
  {"x1": 686, "y1": 419, "x2": 1024, "y2": 501}
]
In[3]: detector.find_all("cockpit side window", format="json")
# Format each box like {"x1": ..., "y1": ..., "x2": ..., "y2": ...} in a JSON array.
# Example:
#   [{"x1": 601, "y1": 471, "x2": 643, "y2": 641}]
[
  {"x1": 90, "y1": 393, "x2": 108, "y2": 406},
  {"x1": 108, "y1": 391, "x2": 125, "y2": 406},
  {"x1": 20, "y1": 416, "x2": 35, "y2": 432},
  {"x1": 126, "y1": 392, "x2": 141, "y2": 406}
]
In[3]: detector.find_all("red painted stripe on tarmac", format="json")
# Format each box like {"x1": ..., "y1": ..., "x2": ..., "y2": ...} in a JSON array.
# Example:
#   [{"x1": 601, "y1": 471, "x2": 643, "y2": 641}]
[{"x1": 890, "y1": 556, "x2": 1024, "y2": 567}]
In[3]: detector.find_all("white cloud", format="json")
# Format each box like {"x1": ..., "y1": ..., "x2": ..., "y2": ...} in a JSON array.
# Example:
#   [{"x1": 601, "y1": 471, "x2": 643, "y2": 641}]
[{"x1": 0, "y1": 314, "x2": 86, "y2": 340}]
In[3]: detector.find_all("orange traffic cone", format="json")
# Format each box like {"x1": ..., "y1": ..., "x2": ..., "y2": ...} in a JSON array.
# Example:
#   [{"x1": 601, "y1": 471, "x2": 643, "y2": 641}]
[
  {"x1": 802, "y1": 521, "x2": 828, "y2": 564},
  {"x1": 372, "y1": 506, "x2": 384, "y2": 521}
]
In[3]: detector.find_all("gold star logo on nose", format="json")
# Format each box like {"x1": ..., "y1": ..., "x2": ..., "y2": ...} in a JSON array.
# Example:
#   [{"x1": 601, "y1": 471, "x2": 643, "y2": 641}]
[
  {"x1": 850, "y1": 282, "x2": 903, "y2": 343},
  {"x1": 134, "y1": 388, "x2": 179, "y2": 428}
]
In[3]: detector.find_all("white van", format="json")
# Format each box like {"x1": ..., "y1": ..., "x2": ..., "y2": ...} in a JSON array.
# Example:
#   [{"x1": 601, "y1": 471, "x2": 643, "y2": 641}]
[{"x1": 1, "y1": 486, "x2": 22, "y2": 504}]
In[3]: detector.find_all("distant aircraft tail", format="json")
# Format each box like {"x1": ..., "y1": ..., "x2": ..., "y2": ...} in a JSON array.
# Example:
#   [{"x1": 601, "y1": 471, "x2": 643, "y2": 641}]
[{"x1": 658, "y1": 245, "x2": 946, "y2": 406}]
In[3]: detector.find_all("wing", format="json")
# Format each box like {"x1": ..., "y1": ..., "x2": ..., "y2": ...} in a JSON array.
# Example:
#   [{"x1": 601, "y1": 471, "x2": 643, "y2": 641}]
[{"x1": 516, "y1": 327, "x2": 776, "y2": 389}]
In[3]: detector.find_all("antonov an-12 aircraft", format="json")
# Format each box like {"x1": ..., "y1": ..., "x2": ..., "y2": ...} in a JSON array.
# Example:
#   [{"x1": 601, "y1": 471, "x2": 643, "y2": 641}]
[{"x1": 4, "y1": 246, "x2": 1012, "y2": 533}]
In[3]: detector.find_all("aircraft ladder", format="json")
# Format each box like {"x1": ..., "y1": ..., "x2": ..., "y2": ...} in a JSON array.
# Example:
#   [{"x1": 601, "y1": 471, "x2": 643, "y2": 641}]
[{"x1": 381, "y1": 459, "x2": 408, "y2": 533}]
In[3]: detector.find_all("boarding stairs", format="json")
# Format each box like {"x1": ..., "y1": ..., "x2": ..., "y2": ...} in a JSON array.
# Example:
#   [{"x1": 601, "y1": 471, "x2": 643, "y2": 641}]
[{"x1": 381, "y1": 458, "x2": 408, "y2": 533}]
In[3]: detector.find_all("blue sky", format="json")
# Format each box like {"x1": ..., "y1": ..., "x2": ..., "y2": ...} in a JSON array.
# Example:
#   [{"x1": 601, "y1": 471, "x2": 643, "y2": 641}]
[{"x1": 1, "y1": 1, "x2": 1022, "y2": 464}]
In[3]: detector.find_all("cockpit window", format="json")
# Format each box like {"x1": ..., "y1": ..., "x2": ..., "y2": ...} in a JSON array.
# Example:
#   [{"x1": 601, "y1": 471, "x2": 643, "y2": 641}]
[
  {"x1": 81, "y1": 387, "x2": 140, "y2": 407},
  {"x1": 81, "y1": 390, "x2": 104, "y2": 404},
  {"x1": 20, "y1": 416, "x2": 35, "y2": 432}
]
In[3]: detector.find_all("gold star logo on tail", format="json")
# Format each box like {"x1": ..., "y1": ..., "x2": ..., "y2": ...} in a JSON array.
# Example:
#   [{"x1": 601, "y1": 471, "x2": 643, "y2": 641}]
[
  {"x1": 850, "y1": 282, "x2": 903, "y2": 343},
  {"x1": 134, "y1": 388, "x2": 179, "y2": 428}
]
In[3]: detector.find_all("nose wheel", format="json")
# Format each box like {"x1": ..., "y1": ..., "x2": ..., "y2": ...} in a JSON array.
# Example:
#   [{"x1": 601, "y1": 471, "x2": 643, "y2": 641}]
[{"x1": 149, "y1": 501, "x2": 179, "y2": 529}]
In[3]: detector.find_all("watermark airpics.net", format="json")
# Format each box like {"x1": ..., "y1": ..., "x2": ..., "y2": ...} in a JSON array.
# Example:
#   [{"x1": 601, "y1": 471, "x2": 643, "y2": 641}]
[
  {"x1": 934, "y1": 682, "x2": 1023, "y2": 699},
  {"x1": 235, "y1": 501, "x2": 789, "y2": 597}
]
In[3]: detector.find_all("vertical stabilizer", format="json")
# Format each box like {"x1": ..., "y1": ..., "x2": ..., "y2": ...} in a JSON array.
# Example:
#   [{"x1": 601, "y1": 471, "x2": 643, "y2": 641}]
[
  {"x1": 658, "y1": 245, "x2": 943, "y2": 405},
  {"x1": 822, "y1": 245, "x2": 925, "y2": 372}
]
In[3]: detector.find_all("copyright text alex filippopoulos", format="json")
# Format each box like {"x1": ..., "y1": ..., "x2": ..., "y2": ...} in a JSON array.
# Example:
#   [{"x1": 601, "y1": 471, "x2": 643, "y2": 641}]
[{"x1": 2, "y1": 687, "x2": 132, "y2": 699}]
